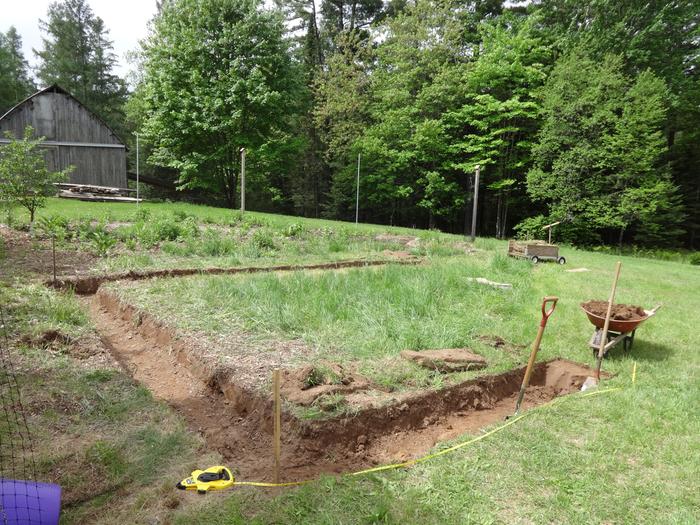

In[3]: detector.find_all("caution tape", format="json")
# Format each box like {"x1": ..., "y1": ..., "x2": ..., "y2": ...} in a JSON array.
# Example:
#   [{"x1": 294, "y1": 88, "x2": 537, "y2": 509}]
[{"x1": 228, "y1": 385, "x2": 624, "y2": 489}]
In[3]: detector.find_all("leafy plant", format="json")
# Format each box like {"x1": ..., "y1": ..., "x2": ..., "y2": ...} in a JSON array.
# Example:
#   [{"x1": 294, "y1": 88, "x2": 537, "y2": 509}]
[
  {"x1": 0, "y1": 127, "x2": 71, "y2": 224},
  {"x1": 90, "y1": 229, "x2": 117, "y2": 257}
]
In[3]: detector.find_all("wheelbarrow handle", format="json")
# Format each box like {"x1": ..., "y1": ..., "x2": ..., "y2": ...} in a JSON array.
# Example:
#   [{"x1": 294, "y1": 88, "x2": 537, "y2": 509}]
[{"x1": 540, "y1": 296, "x2": 559, "y2": 326}]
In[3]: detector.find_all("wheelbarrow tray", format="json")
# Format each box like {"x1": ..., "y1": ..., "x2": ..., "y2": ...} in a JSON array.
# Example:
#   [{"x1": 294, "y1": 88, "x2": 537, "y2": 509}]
[{"x1": 581, "y1": 305, "x2": 657, "y2": 334}]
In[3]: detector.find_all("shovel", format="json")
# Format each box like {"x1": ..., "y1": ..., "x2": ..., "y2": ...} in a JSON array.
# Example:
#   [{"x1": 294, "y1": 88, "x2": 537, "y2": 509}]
[
  {"x1": 581, "y1": 261, "x2": 622, "y2": 391},
  {"x1": 510, "y1": 296, "x2": 559, "y2": 417}
]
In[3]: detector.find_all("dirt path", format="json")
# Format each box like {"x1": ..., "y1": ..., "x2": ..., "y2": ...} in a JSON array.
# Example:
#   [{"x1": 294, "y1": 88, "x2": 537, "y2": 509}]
[{"x1": 88, "y1": 294, "x2": 598, "y2": 484}]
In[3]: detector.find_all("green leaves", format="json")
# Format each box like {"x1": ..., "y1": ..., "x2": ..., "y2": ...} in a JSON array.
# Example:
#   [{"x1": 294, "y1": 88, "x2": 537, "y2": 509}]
[
  {"x1": 0, "y1": 126, "x2": 71, "y2": 223},
  {"x1": 137, "y1": 0, "x2": 304, "y2": 207},
  {"x1": 524, "y1": 51, "x2": 684, "y2": 246}
]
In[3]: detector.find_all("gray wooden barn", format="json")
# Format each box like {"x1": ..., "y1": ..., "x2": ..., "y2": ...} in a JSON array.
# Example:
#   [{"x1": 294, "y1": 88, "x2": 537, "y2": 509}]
[{"x1": 0, "y1": 84, "x2": 127, "y2": 188}]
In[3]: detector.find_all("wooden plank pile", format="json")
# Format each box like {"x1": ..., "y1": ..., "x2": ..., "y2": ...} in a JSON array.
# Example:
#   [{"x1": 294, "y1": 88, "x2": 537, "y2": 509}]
[{"x1": 55, "y1": 183, "x2": 141, "y2": 203}]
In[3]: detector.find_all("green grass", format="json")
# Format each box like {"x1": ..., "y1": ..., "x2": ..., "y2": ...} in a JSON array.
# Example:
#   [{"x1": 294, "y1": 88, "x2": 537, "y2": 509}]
[
  {"x1": 112, "y1": 239, "x2": 700, "y2": 523},
  {"x1": 11, "y1": 198, "x2": 465, "y2": 275},
  {"x1": 2, "y1": 198, "x2": 699, "y2": 523}
]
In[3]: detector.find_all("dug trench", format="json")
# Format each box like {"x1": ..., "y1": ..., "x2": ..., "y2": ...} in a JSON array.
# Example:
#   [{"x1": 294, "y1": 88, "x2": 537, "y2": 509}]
[{"x1": 89, "y1": 289, "x2": 603, "y2": 485}]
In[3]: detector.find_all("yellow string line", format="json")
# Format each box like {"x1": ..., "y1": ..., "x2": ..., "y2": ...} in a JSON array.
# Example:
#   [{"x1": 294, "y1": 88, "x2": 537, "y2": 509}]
[
  {"x1": 231, "y1": 386, "x2": 622, "y2": 489},
  {"x1": 632, "y1": 362, "x2": 637, "y2": 384}
]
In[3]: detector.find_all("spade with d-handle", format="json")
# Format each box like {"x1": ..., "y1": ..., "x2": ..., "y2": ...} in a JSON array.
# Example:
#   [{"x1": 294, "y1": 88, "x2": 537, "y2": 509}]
[{"x1": 510, "y1": 296, "x2": 558, "y2": 418}]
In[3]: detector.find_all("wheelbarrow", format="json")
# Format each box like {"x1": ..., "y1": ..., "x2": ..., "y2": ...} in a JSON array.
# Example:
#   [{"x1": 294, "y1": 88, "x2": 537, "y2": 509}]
[{"x1": 581, "y1": 303, "x2": 662, "y2": 357}]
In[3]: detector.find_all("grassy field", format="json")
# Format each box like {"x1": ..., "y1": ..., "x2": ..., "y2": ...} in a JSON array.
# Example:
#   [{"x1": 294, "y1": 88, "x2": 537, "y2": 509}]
[{"x1": 1, "y1": 199, "x2": 699, "y2": 524}]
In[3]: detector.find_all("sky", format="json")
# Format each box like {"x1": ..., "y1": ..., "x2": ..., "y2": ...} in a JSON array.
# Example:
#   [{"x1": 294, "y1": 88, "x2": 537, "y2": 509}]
[{"x1": 1, "y1": 0, "x2": 159, "y2": 81}]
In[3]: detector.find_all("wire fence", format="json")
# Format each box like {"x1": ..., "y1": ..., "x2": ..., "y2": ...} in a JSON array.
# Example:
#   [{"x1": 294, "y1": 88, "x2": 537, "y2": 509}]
[{"x1": 0, "y1": 304, "x2": 45, "y2": 524}]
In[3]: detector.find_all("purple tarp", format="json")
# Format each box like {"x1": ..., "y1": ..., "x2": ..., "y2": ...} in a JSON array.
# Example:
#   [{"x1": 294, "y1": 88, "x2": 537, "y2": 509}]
[{"x1": 0, "y1": 479, "x2": 61, "y2": 525}]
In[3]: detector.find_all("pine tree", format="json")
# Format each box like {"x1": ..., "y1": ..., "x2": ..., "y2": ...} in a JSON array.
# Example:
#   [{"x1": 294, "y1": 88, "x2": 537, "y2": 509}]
[
  {"x1": 0, "y1": 27, "x2": 35, "y2": 113},
  {"x1": 34, "y1": 0, "x2": 127, "y2": 134}
]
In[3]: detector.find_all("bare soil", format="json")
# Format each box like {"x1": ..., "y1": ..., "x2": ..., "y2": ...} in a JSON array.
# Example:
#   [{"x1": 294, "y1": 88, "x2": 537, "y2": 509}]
[
  {"x1": 0, "y1": 224, "x2": 96, "y2": 279},
  {"x1": 477, "y1": 335, "x2": 526, "y2": 354},
  {"x1": 89, "y1": 290, "x2": 601, "y2": 484},
  {"x1": 582, "y1": 300, "x2": 647, "y2": 321}
]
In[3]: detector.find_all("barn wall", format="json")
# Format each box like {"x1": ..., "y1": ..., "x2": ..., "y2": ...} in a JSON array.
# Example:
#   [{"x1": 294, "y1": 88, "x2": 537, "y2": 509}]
[
  {"x1": 57, "y1": 146, "x2": 127, "y2": 187},
  {"x1": 0, "y1": 89, "x2": 127, "y2": 188}
]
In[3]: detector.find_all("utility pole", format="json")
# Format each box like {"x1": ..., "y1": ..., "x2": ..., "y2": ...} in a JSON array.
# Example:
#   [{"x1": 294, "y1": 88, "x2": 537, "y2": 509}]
[
  {"x1": 240, "y1": 147, "x2": 246, "y2": 212},
  {"x1": 355, "y1": 153, "x2": 361, "y2": 224},
  {"x1": 470, "y1": 164, "x2": 480, "y2": 243},
  {"x1": 135, "y1": 132, "x2": 140, "y2": 208}
]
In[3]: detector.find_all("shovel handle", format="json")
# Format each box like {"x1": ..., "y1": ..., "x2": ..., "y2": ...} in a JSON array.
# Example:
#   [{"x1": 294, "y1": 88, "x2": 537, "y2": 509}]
[
  {"x1": 514, "y1": 296, "x2": 559, "y2": 415},
  {"x1": 540, "y1": 296, "x2": 558, "y2": 326}
]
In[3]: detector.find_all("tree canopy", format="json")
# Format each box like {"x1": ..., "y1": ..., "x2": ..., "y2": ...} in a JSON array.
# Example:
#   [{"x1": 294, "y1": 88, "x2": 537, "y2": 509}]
[{"x1": 3, "y1": 0, "x2": 699, "y2": 248}]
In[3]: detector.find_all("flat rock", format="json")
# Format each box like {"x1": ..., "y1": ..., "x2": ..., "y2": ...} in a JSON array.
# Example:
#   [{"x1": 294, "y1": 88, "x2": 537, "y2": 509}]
[{"x1": 400, "y1": 349, "x2": 487, "y2": 372}]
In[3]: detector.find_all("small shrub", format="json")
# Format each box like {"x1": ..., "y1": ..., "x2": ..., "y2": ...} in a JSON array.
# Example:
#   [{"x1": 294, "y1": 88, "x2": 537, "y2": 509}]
[
  {"x1": 37, "y1": 215, "x2": 69, "y2": 240},
  {"x1": 689, "y1": 252, "x2": 700, "y2": 266},
  {"x1": 200, "y1": 229, "x2": 237, "y2": 256},
  {"x1": 124, "y1": 238, "x2": 138, "y2": 251},
  {"x1": 284, "y1": 222, "x2": 305, "y2": 238},
  {"x1": 132, "y1": 208, "x2": 151, "y2": 222},
  {"x1": 172, "y1": 209, "x2": 193, "y2": 222},
  {"x1": 328, "y1": 238, "x2": 346, "y2": 253},
  {"x1": 252, "y1": 229, "x2": 276, "y2": 250},
  {"x1": 90, "y1": 229, "x2": 117, "y2": 257}
]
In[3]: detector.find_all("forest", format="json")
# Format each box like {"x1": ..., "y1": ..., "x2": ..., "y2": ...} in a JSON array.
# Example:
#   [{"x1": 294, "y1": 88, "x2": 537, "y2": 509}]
[{"x1": 1, "y1": 0, "x2": 698, "y2": 248}]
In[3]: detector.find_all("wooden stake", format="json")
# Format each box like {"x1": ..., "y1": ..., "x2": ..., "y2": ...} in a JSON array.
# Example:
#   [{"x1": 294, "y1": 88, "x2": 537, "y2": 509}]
[
  {"x1": 272, "y1": 369, "x2": 281, "y2": 484},
  {"x1": 52, "y1": 234, "x2": 57, "y2": 284},
  {"x1": 594, "y1": 261, "x2": 622, "y2": 381}
]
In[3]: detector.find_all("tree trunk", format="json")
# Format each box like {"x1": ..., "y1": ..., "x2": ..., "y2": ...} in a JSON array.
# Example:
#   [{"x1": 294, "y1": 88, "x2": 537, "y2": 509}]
[
  {"x1": 618, "y1": 226, "x2": 625, "y2": 251},
  {"x1": 495, "y1": 193, "x2": 502, "y2": 239}
]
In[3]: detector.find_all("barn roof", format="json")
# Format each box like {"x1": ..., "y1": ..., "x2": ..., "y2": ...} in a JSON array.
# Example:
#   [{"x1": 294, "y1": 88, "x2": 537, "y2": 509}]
[{"x1": 0, "y1": 84, "x2": 126, "y2": 146}]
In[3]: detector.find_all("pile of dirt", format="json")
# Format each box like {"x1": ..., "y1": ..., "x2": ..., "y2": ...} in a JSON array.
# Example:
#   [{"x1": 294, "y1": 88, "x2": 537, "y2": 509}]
[
  {"x1": 281, "y1": 363, "x2": 373, "y2": 406},
  {"x1": 375, "y1": 233, "x2": 420, "y2": 248},
  {"x1": 20, "y1": 329, "x2": 73, "y2": 348},
  {"x1": 477, "y1": 335, "x2": 526, "y2": 354},
  {"x1": 400, "y1": 349, "x2": 487, "y2": 372},
  {"x1": 582, "y1": 300, "x2": 646, "y2": 321}
]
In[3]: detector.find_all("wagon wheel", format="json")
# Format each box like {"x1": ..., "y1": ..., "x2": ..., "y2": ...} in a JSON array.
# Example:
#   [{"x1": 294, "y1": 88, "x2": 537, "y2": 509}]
[
  {"x1": 557, "y1": 256, "x2": 566, "y2": 265},
  {"x1": 530, "y1": 255, "x2": 539, "y2": 264}
]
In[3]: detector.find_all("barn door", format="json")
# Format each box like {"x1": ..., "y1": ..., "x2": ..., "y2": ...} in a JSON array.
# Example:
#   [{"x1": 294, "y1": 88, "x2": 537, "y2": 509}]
[{"x1": 42, "y1": 146, "x2": 59, "y2": 172}]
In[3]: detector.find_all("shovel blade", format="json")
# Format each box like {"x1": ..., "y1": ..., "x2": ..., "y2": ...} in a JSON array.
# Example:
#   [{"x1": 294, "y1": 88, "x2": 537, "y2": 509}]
[{"x1": 581, "y1": 376, "x2": 598, "y2": 392}]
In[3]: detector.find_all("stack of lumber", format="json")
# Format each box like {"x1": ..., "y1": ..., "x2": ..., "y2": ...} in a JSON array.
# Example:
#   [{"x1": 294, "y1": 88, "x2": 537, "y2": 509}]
[{"x1": 55, "y1": 183, "x2": 141, "y2": 203}]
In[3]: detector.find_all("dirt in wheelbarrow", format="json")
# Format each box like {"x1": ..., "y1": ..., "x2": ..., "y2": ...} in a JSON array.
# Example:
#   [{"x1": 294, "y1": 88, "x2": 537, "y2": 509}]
[{"x1": 582, "y1": 301, "x2": 646, "y2": 321}]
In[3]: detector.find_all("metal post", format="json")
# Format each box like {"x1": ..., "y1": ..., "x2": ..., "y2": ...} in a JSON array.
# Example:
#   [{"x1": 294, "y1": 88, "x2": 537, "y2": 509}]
[
  {"x1": 470, "y1": 165, "x2": 480, "y2": 243},
  {"x1": 355, "y1": 153, "x2": 361, "y2": 224},
  {"x1": 240, "y1": 147, "x2": 246, "y2": 212},
  {"x1": 135, "y1": 132, "x2": 140, "y2": 208}
]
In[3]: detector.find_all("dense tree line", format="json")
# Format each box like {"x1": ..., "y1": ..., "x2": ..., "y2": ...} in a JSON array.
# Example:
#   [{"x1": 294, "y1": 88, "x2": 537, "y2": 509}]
[{"x1": 1, "y1": 0, "x2": 698, "y2": 248}]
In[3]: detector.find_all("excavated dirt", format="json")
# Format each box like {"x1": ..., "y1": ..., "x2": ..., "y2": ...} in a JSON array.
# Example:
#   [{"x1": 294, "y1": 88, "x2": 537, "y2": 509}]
[
  {"x1": 477, "y1": 335, "x2": 526, "y2": 354},
  {"x1": 582, "y1": 301, "x2": 647, "y2": 321},
  {"x1": 400, "y1": 349, "x2": 488, "y2": 372},
  {"x1": 280, "y1": 364, "x2": 374, "y2": 406},
  {"x1": 89, "y1": 291, "x2": 603, "y2": 483},
  {"x1": 48, "y1": 258, "x2": 422, "y2": 294}
]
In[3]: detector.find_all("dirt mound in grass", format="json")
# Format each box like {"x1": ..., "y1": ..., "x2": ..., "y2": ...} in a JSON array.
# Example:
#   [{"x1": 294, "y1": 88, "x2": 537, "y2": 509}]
[
  {"x1": 20, "y1": 329, "x2": 73, "y2": 348},
  {"x1": 582, "y1": 301, "x2": 646, "y2": 321},
  {"x1": 477, "y1": 335, "x2": 526, "y2": 354},
  {"x1": 281, "y1": 363, "x2": 373, "y2": 406},
  {"x1": 400, "y1": 349, "x2": 487, "y2": 372}
]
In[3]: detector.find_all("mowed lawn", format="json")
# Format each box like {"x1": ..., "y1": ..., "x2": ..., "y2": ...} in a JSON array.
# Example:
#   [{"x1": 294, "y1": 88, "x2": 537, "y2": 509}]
[
  {"x1": 3, "y1": 199, "x2": 699, "y2": 523},
  {"x1": 113, "y1": 241, "x2": 700, "y2": 523}
]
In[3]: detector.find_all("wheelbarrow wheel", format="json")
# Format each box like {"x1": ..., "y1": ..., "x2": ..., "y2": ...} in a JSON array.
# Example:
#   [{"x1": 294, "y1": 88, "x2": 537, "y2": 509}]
[
  {"x1": 530, "y1": 255, "x2": 539, "y2": 264},
  {"x1": 557, "y1": 256, "x2": 566, "y2": 265}
]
